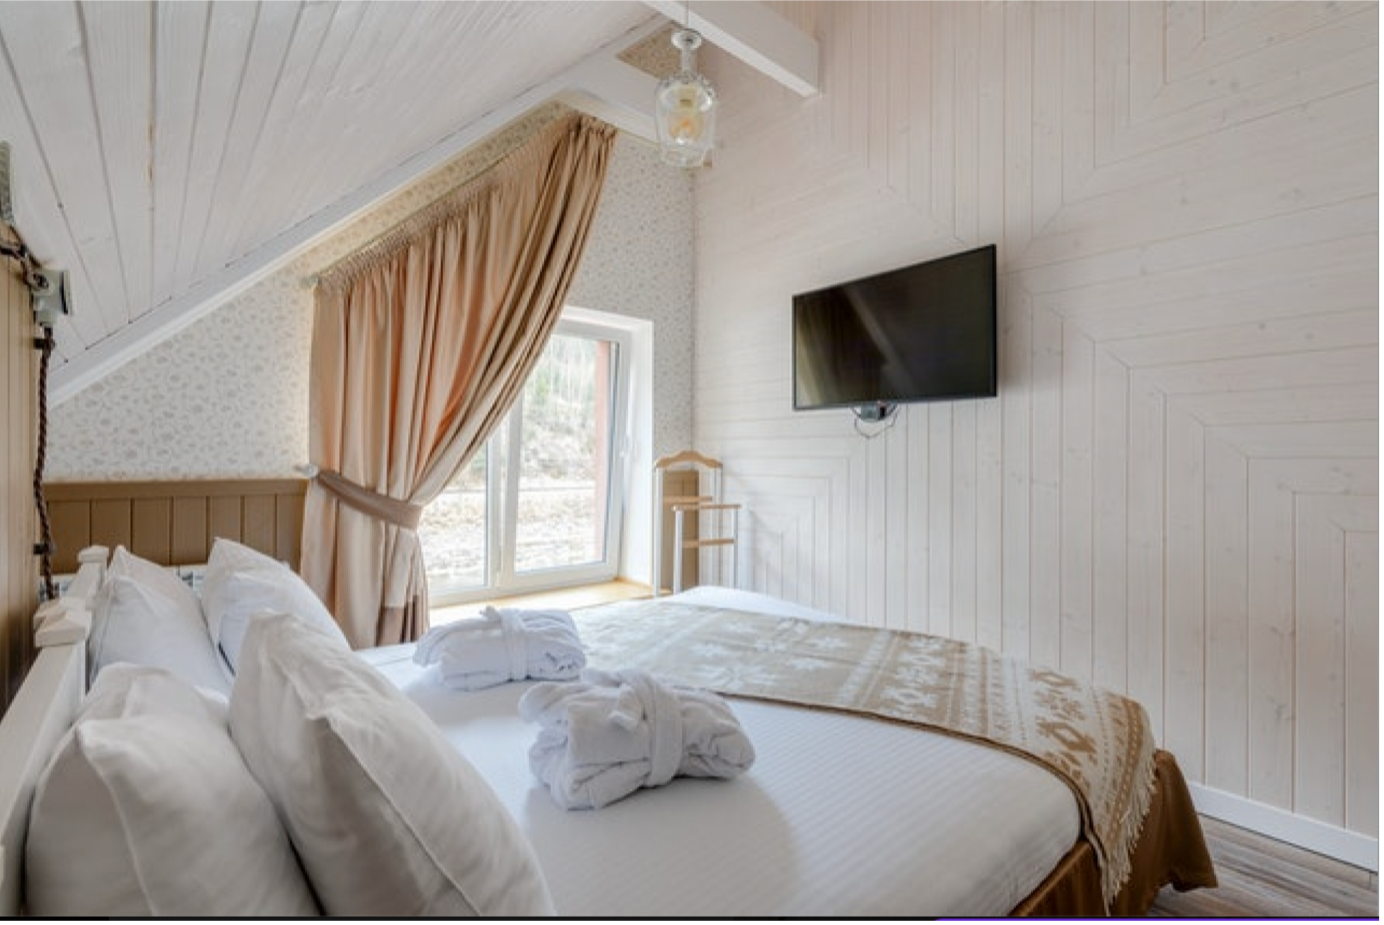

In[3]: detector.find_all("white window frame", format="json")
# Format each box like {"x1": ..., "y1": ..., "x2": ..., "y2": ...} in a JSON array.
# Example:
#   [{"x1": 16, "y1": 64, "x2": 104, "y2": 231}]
[{"x1": 425, "y1": 308, "x2": 633, "y2": 606}]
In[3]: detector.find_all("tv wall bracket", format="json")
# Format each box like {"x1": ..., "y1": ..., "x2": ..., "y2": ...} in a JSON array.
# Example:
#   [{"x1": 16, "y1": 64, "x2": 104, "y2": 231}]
[{"x1": 853, "y1": 401, "x2": 896, "y2": 423}]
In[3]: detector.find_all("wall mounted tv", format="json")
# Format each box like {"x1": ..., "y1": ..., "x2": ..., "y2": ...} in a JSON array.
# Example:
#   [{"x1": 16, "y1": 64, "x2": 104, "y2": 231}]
[{"x1": 792, "y1": 243, "x2": 997, "y2": 417}]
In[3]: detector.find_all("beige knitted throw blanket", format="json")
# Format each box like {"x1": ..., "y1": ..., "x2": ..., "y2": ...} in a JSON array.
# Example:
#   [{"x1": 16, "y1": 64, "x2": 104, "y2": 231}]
[{"x1": 573, "y1": 599, "x2": 1157, "y2": 908}]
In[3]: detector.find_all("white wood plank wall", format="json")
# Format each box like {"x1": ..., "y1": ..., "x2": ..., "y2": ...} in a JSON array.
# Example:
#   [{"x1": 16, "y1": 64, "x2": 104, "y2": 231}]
[{"x1": 693, "y1": 1, "x2": 1378, "y2": 862}]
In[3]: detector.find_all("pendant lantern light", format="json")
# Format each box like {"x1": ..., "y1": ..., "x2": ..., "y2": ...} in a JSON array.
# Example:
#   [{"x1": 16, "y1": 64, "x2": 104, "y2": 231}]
[{"x1": 655, "y1": 25, "x2": 717, "y2": 168}]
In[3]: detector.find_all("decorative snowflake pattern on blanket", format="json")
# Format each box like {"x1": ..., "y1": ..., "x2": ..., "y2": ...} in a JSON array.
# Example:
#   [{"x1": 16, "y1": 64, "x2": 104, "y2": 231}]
[{"x1": 572, "y1": 600, "x2": 1157, "y2": 909}]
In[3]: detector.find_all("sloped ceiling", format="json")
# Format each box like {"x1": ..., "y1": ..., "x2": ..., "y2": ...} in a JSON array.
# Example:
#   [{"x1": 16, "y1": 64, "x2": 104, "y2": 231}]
[{"x1": 0, "y1": 1, "x2": 816, "y2": 403}]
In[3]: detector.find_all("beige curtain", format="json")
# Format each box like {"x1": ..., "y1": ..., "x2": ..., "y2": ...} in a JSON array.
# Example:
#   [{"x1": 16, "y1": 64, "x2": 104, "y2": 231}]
[{"x1": 302, "y1": 113, "x2": 617, "y2": 648}]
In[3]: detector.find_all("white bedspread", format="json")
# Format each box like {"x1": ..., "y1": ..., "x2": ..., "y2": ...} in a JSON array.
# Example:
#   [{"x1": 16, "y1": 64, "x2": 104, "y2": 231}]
[{"x1": 362, "y1": 591, "x2": 1082, "y2": 916}]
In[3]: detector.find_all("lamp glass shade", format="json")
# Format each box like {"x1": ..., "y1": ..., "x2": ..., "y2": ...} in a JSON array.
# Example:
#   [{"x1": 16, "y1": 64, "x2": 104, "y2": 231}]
[{"x1": 655, "y1": 30, "x2": 717, "y2": 168}]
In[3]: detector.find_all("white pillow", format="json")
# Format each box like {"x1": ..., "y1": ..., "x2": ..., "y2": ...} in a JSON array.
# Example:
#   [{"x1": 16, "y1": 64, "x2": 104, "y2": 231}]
[
  {"x1": 229, "y1": 611, "x2": 554, "y2": 917},
  {"x1": 25, "y1": 665, "x2": 320, "y2": 917},
  {"x1": 201, "y1": 535, "x2": 346, "y2": 674},
  {"x1": 87, "y1": 545, "x2": 230, "y2": 696}
]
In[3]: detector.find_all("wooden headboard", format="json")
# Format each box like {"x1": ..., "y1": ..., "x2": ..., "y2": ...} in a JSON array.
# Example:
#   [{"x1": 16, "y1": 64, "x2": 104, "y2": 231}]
[{"x1": 43, "y1": 479, "x2": 307, "y2": 573}]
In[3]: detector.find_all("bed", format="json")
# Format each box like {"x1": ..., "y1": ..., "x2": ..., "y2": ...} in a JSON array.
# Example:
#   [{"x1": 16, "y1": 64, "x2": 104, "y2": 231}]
[{"x1": 0, "y1": 540, "x2": 1216, "y2": 917}]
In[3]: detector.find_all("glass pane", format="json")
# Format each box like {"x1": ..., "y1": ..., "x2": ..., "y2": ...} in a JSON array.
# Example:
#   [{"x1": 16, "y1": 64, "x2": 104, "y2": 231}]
[
  {"x1": 418, "y1": 446, "x2": 488, "y2": 591},
  {"x1": 512, "y1": 334, "x2": 612, "y2": 573}
]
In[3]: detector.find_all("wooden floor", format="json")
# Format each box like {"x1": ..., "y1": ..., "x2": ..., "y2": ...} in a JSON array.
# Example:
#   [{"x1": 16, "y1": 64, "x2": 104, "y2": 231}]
[{"x1": 1150, "y1": 816, "x2": 1377, "y2": 918}]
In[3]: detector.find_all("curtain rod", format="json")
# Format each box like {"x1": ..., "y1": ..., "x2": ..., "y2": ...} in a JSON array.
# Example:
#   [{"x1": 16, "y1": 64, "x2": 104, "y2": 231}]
[{"x1": 301, "y1": 108, "x2": 576, "y2": 291}]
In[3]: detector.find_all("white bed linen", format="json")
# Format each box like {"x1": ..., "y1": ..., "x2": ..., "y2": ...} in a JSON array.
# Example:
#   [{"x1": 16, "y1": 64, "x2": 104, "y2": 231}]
[{"x1": 361, "y1": 591, "x2": 1082, "y2": 917}]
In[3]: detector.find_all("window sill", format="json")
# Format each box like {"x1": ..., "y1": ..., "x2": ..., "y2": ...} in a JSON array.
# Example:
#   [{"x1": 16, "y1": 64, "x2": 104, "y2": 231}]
[{"x1": 431, "y1": 579, "x2": 650, "y2": 625}]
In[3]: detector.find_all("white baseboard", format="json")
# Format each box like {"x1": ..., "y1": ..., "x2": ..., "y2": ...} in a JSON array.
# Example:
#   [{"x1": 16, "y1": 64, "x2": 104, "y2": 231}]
[{"x1": 1189, "y1": 783, "x2": 1379, "y2": 873}]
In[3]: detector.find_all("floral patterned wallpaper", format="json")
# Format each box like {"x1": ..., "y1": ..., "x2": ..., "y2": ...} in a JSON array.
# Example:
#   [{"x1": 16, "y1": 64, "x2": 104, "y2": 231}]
[{"x1": 47, "y1": 107, "x2": 694, "y2": 479}]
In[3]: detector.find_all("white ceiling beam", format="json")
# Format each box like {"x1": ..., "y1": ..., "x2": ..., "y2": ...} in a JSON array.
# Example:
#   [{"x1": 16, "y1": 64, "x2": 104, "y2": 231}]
[
  {"x1": 558, "y1": 56, "x2": 658, "y2": 142},
  {"x1": 641, "y1": 0, "x2": 818, "y2": 97}
]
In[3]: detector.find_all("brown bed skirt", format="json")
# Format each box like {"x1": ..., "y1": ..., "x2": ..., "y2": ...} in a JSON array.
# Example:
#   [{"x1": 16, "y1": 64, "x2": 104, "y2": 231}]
[{"x1": 1011, "y1": 748, "x2": 1217, "y2": 917}]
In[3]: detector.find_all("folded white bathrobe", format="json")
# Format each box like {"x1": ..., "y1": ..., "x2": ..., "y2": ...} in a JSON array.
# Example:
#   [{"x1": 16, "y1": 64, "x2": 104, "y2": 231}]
[
  {"x1": 412, "y1": 606, "x2": 585, "y2": 691},
  {"x1": 519, "y1": 667, "x2": 756, "y2": 810}
]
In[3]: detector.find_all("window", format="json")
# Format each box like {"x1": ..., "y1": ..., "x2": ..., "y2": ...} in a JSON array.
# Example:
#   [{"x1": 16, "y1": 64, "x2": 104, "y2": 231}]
[{"x1": 419, "y1": 311, "x2": 631, "y2": 604}]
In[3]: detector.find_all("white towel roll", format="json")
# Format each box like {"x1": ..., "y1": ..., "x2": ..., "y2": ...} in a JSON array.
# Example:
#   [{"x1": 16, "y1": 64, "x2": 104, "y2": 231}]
[
  {"x1": 412, "y1": 606, "x2": 585, "y2": 690},
  {"x1": 519, "y1": 667, "x2": 755, "y2": 810}
]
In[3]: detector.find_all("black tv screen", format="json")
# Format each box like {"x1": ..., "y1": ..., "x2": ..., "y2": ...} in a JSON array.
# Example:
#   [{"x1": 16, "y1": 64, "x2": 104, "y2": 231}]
[{"x1": 792, "y1": 244, "x2": 997, "y2": 411}]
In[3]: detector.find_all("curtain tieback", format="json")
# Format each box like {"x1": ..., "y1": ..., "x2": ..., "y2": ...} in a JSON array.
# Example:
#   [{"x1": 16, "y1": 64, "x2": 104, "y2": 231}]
[{"x1": 314, "y1": 468, "x2": 424, "y2": 531}]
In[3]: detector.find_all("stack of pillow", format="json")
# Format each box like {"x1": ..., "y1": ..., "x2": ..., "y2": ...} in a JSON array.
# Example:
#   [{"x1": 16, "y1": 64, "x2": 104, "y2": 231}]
[
  {"x1": 81, "y1": 542, "x2": 234, "y2": 696},
  {"x1": 25, "y1": 539, "x2": 554, "y2": 917}
]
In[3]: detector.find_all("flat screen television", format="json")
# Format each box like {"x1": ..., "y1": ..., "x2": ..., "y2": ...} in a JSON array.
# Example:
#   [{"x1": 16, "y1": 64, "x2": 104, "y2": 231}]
[{"x1": 792, "y1": 243, "x2": 997, "y2": 414}]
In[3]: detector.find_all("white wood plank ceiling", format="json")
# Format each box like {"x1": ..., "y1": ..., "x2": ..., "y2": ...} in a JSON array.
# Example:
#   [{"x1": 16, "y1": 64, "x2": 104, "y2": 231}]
[{"x1": 0, "y1": 1, "x2": 816, "y2": 402}]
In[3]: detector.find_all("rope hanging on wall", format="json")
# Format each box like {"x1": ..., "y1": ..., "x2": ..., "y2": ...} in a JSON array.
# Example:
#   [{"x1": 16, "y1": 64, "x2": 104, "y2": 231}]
[
  {"x1": 33, "y1": 325, "x2": 56, "y2": 601},
  {"x1": 0, "y1": 141, "x2": 64, "y2": 600}
]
